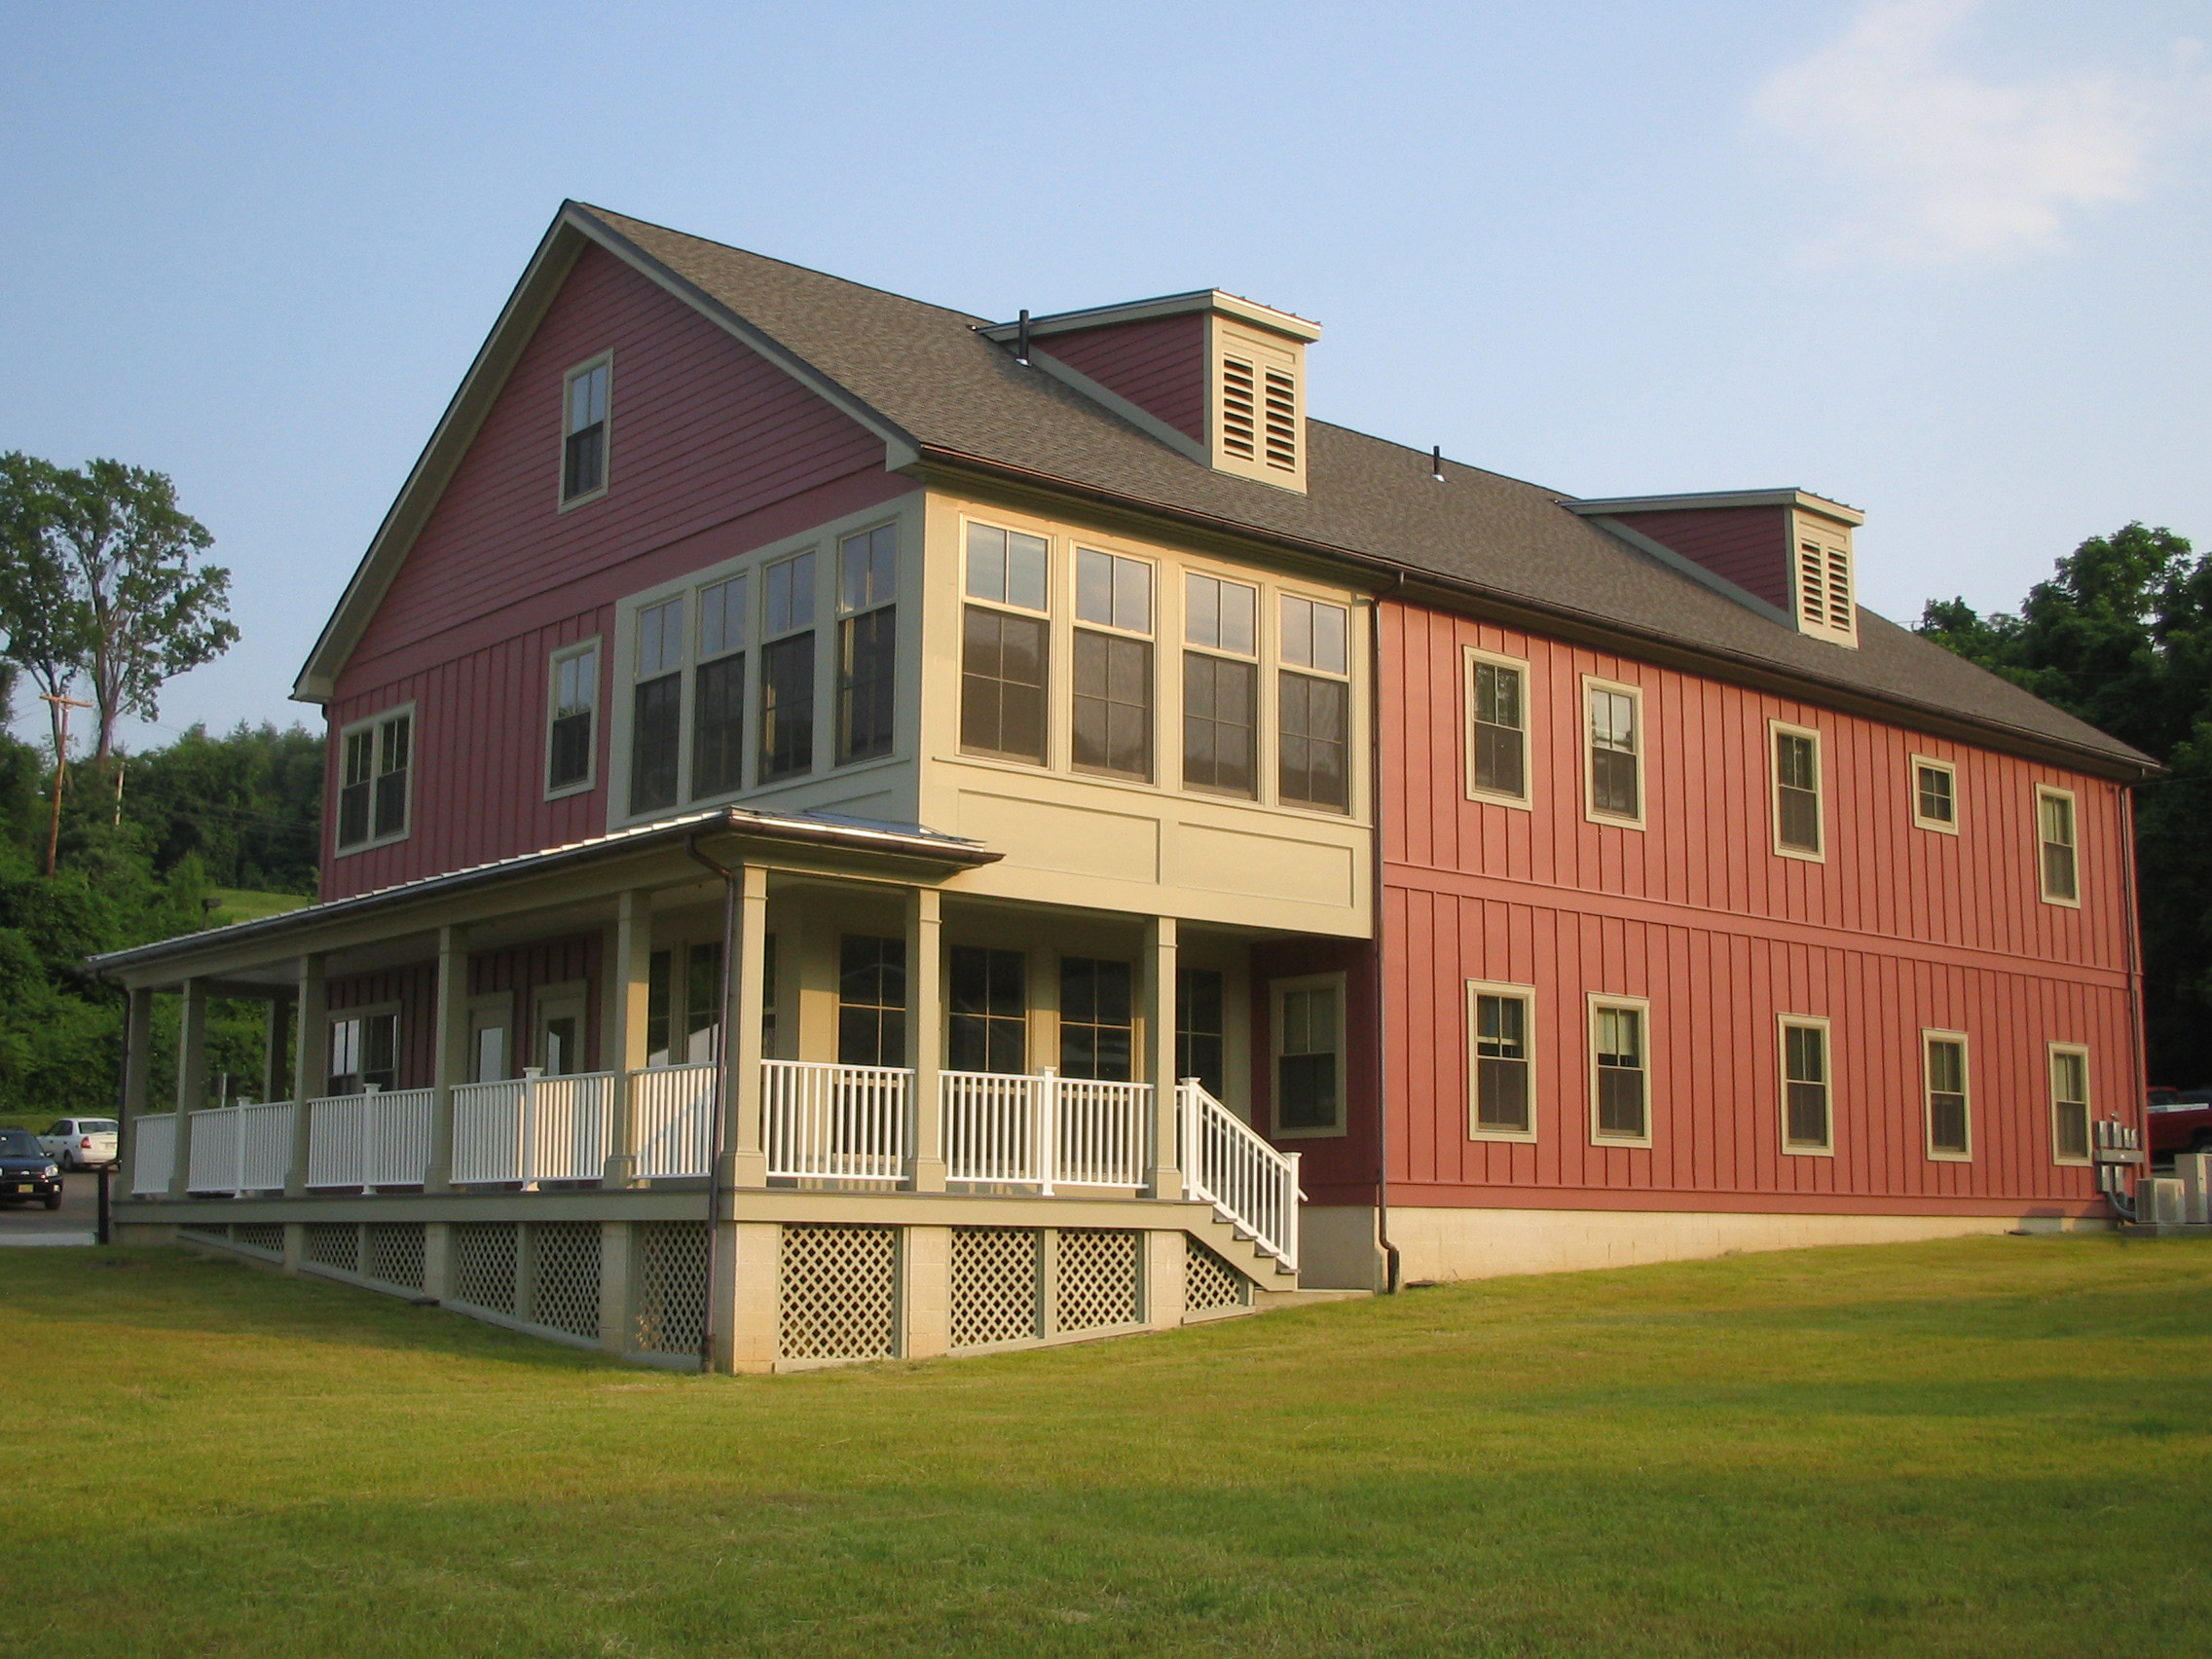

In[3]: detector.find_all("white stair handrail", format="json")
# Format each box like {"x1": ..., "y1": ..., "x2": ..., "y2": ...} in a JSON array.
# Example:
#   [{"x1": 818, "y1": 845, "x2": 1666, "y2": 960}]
[{"x1": 1178, "y1": 1080, "x2": 1301, "y2": 1273}]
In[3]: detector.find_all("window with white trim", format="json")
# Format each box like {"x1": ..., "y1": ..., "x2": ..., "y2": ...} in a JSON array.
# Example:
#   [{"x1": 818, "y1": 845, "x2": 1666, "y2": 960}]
[
  {"x1": 1465, "y1": 648, "x2": 1530, "y2": 805},
  {"x1": 561, "y1": 356, "x2": 610, "y2": 504},
  {"x1": 630, "y1": 597, "x2": 683, "y2": 814},
  {"x1": 692, "y1": 575, "x2": 747, "y2": 799},
  {"x1": 1912, "y1": 756, "x2": 1958, "y2": 833},
  {"x1": 2037, "y1": 787, "x2": 2079, "y2": 905},
  {"x1": 836, "y1": 524, "x2": 897, "y2": 765},
  {"x1": 1273, "y1": 976, "x2": 1345, "y2": 1136},
  {"x1": 1772, "y1": 723, "x2": 1823, "y2": 859},
  {"x1": 1279, "y1": 595, "x2": 1350, "y2": 811},
  {"x1": 961, "y1": 521, "x2": 1051, "y2": 765},
  {"x1": 2049, "y1": 1045, "x2": 2091, "y2": 1164},
  {"x1": 1584, "y1": 680, "x2": 1642, "y2": 826},
  {"x1": 1073, "y1": 547, "x2": 1155, "y2": 781},
  {"x1": 328, "y1": 1010, "x2": 398, "y2": 1094},
  {"x1": 1924, "y1": 1031, "x2": 1972, "y2": 1160},
  {"x1": 1590, "y1": 997, "x2": 1650, "y2": 1144},
  {"x1": 1468, "y1": 981, "x2": 1535, "y2": 1141},
  {"x1": 337, "y1": 708, "x2": 412, "y2": 851},
  {"x1": 546, "y1": 643, "x2": 598, "y2": 796},
  {"x1": 1780, "y1": 1017, "x2": 1831, "y2": 1153},
  {"x1": 758, "y1": 552, "x2": 816, "y2": 782},
  {"x1": 1184, "y1": 571, "x2": 1259, "y2": 797}
]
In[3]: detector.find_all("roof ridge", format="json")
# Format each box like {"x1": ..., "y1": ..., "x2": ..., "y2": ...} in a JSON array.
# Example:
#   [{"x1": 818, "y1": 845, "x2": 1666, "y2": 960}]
[{"x1": 571, "y1": 201, "x2": 993, "y2": 329}]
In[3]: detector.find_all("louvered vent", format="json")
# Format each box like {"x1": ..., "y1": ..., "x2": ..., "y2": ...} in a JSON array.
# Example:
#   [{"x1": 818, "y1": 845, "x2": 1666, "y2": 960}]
[
  {"x1": 1796, "y1": 536, "x2": 1856, "y2": 643},
  {"x1": 1221, "y1": 356, "x2": 1257, "y2": 460},
  {"x1": 1263, "y1": 368, "x2": 1297, "y2": 471}
]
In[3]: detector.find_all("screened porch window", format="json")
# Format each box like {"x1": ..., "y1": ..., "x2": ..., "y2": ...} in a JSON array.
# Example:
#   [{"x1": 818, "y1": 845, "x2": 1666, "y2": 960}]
[
  {"x1": 1059, "y1": 956, "x2": 1133, "y2": 1081},
  {"x1": 837, "y1": 935, "x2": 905, "y2": 1068},
  {"x1": 949, "y1": 946, "x2": 1027, "y2": 1074}
]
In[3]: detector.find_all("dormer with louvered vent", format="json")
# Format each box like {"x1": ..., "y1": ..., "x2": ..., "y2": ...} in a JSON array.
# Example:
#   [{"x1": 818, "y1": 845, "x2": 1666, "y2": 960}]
[
  {"x1": 1565, "y1": 489, "x2": 1864, "y2": 649},
  {"x1": 979, "y1": 290, "x2": 1320, "y2": 494}
]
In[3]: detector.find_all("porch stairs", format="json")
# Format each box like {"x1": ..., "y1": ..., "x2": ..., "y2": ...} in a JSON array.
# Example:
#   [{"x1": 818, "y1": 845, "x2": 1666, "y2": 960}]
[{"x1": 1176, "y1": 1081, "x2": 1306, "y2": 1293}]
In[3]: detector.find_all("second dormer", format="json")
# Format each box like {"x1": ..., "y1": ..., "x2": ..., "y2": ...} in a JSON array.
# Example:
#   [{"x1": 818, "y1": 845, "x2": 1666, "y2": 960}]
[{"x1": 979, "y1": 291, "x2": 1322, "y2": 493}]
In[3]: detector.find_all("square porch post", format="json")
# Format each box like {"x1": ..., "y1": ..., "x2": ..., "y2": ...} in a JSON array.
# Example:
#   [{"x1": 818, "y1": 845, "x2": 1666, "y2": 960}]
[
  {"x1": 168, "y1": 977, "x2": 209, "y2": 1198},
  {"x1": 721, "y1": 863, "x2": 769, "y2": 1189},
  {"x1": 120, "y1": 985, "x2": 153, "y2": 1189},
  {"x1": 285, "y1": 954, "x2": 327, "y2": 1198},
  {"x1": 905, "y1": 885, "x2": 945, "y2": 1193},
  {"x1": 261, "y1": 989, "x2": 294, "y2": 1108},
  {"x1": 1144, "y1": 916, "x2": 1182, "y2": 1200},
  {"x1": 427, "y1": 925, "x2": 469, "y2": 1194},
  {"x1": 602, "y1": 889, "x2": 652, "y2": 1190}
]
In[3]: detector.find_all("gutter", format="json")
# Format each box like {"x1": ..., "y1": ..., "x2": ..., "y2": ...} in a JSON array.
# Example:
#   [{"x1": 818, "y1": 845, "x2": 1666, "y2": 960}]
[
  {"x1": 1370, "y1": 590, "x2": 1400, "y2": 1294},
  {"x1": 903, "y1": 444, "x2": 2160, "y2": 785}
]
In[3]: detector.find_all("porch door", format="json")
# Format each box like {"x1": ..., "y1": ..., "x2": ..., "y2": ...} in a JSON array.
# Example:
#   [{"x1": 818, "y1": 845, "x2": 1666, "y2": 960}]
[{"x1": 535, "y1": 988, "x2": 588, "y2": 1076}]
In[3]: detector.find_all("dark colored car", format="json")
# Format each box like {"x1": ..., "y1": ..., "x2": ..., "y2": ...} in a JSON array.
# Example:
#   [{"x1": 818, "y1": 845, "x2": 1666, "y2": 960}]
[
  {"x1": 2148, "y1": 1088, "x2": 2212, "y2": 1158},
  {"x1": 0, "y1": 1127, "x2": 62, "y2": 1209}
]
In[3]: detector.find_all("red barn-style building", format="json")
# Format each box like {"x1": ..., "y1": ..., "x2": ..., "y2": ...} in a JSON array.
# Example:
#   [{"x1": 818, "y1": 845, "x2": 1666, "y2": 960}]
[{"x1": 98, "y1": 203, "x2": 2156, "y2": 1365}]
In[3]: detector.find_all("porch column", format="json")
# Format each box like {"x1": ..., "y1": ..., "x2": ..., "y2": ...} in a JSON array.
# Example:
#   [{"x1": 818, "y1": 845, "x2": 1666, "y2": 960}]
[
  {"x1": 721, "y1": 863, "x2": 769, "y2": 1189},
  {"x1": 168, "y1": 977, "x2": 209, "y2": 1198},
  {"x1": 603, "y1": 889, "x2": 652, "y2": 1190},
  {"x1": 427, "y1": 925, "x2": 469, "y2": 1194},
  {"x1": 285, "y1": 954, "x2": 327, "y2": 1198},
  {"x1": 261, "y1": 989, "x2": 293, "y2": 1107},
  {"x1": 120, "y1": 985, "x2": 153, "y2": 1190},
  {"x1": 905, "y1": 885, "x2": 945, "y2": 1192},
  {"x1": 1144, "y1": 916, "x2": 1182, "y2": 1199}
]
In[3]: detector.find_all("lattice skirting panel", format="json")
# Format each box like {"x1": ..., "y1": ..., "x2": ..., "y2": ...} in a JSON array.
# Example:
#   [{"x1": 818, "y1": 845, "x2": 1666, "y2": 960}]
[
  {"x1": 234, "y1": 1223, "x2": 286, "y2": 1258},
  {"x1": 779, "y1": 1225, "x2": 899, "y2": 1362},
  {"x1": 451, "y1": 1223, "x2": 518, "y2": 1314},
  {"x1": 633, "y1": 1223, "x2": 709, "y2": 1358},
  {"x1": 530, "y1": 1222, "x2": 603, "y2": 1341},
  {"x1": 1053, "y1": 1229, "x2": 1142, "y2": 1334},
  {"x1": 177, "y1": 1222, "x2": 230, "y2": 1240},
  {"x1": 1183, "y1": 1237, "x2": 1251, "y2": 1315},
  {"x1": 363, "y1": 1223, "x2": 426, "y2": 1292},
  {"x1": 950, "y1": 1228, "x2": 1042, "y2": 1349},
  {"x1": 304, "y1": 1222, "x2": 362, "y2": 1274}
]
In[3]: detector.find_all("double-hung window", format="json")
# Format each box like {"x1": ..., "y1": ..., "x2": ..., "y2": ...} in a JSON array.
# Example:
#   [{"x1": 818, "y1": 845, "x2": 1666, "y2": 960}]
[
  {"x1": 1279, "y1": 595, "x2": 1350, "y2": 811},
  {"x1": 561, "y1": 356, "x2": 610, "y2": 504},
  {"x1": 1468, "y1": 982, "x2": 1535, "y2": 1140},
  {"x1": 1584, "y1": 680, "x2": 1641, "y2": 825},
  {"x1": 2037, "y1": 787, "x2": 2079, "y2": 905},
  {"x1": 1059, "y1": 956, "x2": 1134, "y2": 1081},
  {"x1": 1912, "y1": 756, "x2": 1958, "y2": 833},
  {"x1": 1780, "y1": 1017, "x2": 1831, "y2": 1153},
  {"x1": 961, "y1": 523, "x2": 1051, "y2": 764},
  {"x1": 1272, "y1": 977, "x2": 1345, "y2": 1135},
  {"x1": 1590, "y1": 996, "x2": 1649, "y2": 1144},
  {"x1": 2049, "y1": 1045, "x2": 2091, "y2": 1164},
  {"x1": 758, "y1": 552, "x2": 816, "y2": 781},
  {"x1": 836, "y1": 935, "x2": 905, "y2": 1068},
  {"x1": 1772, "y1": 723, "x2": 1823, "y2": 858},
  {"x1": 1073, "y1": 549, "x2": 1155, "y2": 781},
  {"x1": 1923, "y1": 1031, "x2": 1972, "y2": 1160},
  {"x1": 692, "y1": 575, "x2": 747, "y2": 798},
  {"x1": 630, "y1": 598, "x2": 683, "y2": 814},
  {"x1": 836, "y1": 524, "x2": 897, "y2": 764},
  {"x1": 1465, "y1": 649, "x2": 1530, "y2": 804},
  {"x1": 1183, "y1": 571, "x2": 1259, "y2": 796},
  {"x1": 337, "y1": 709, "x2": 412, "y2": 850},
  {"x1": 546, "y1": 644, "x2": 598, "y2": 795},
  {"x1": 949, "y1": 946, "x2": 1027, "y2": 1074}
]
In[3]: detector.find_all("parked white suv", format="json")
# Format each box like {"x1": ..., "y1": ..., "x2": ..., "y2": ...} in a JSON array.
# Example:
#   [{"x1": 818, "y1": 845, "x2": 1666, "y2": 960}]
[{"x1": 38, "y1": 1118, "x2": 119, "y2": 1170}]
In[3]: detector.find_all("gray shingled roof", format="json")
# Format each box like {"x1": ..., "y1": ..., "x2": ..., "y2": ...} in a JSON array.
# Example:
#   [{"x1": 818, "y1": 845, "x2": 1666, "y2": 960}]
[{"x1": 577, "y1": 203, "x2": 2150, "y2": 775}]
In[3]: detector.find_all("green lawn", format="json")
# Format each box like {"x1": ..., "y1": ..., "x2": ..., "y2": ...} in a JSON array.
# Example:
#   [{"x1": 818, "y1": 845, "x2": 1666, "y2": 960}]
[
  {"x1": 8, "y1": 1235, "x2": 2209, "y2": 1658},
  {"x1": 207, "y1": 887, "x2": 313, "y2": 924}
]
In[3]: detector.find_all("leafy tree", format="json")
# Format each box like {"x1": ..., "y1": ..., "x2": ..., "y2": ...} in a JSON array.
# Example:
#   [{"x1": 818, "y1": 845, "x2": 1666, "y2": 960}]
[
  {"x1": 0, "y1": 452, "x2": 238, "y2": 764},
  {"x1": 1919, "y1": 523, "x2": 2212, "y2": 1085}
]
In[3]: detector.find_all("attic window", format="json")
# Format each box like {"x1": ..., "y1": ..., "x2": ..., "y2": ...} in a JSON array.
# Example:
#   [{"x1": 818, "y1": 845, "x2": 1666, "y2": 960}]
[
  {"x1": 562, "y1": 355, "x2": 611, "y2": 505},
  {"x1": 1795, "y1": 533, "x2": 1856, "y2": 645}
]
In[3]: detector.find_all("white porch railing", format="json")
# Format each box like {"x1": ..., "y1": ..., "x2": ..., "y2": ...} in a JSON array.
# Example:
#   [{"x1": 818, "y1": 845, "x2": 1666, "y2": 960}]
[
  {"x1": 307, "y1": 1088, "x2": 434, "y2": 1188},
  {"x1": 184, "y1": 1101, "x2": 296, "y2": 1195},
  {"x1": 1179, "y1": 1081, "x2": 1301, "y2": 1272},
  {"x1": 131, "y1": 1113, "x2": 177, "y2": 1195},
  {"x1": 631, "y1": 1061, "x2": 715, "y2": 1178},
  {"x1": 763, "y1": 1059, "x2": 909, "y2": 1182},
  {"x1": 940, "y1": 1069, "x2": 1150, "y2": 1192},
  {"x1": 451, "y1": 1070, "x2": 615, "y2": 1185}
]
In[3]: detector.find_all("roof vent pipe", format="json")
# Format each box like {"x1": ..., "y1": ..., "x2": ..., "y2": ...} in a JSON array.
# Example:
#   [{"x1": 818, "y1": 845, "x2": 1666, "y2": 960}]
[
  {"x1": 1431, "y1": 446, "x2": 1444, "y2": 482},
  {"x1": 1015, "y1": 309, "x2": 1031, "y2": 365}
]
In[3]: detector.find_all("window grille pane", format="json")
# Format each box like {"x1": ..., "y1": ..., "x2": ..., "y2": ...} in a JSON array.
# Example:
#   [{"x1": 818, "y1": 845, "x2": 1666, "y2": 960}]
[
  {"x1": 548, "y1": 709, "x2": 592, "y2": 791},
  {"x1": 1472, "y1": 664, "x2": 1525, "y2": 796},
  {"x1": 1185, "y1": 572, "x2": 1256, "y2": 654},
  {"x1": 637, "y1": 599, "x2": 683, "y2": 679},
  {"x1": 1926, "y1": 1039, "x2": 1964, "y2": 1096},
  {"x1": 1175, "y1": 969, "x2": 1227, "y2": 1101},
  {"x1": 836, "y1": 936, "x2": 905, "y2": 1068},
  {"x1": 371, "y1": 716, "x2": 410, "y2": 839},
  {"x1": 690, "y1": 652, "x2": 746, "y2": 797},
  {"x1": 960, "y1": 607, "x2": 1048, "y2": 763},
  {"x1": 949, "y1": 946, "x2": 1027, "y2": 1075},
  {"x1": 1594, "y1": 1006, "x2": 1645, "y2": 1139},
  {"x1": 840, "y1": 525, "x2": 897, "y2": 613},
  {"x1": 563, "y1": 369, "x2": 608, "y2": 501},
  {"x1": 2054, "y1": 1100, "x2": 2089, "y2": 1160},
  {"x1": 1589, "y1": 691, "x2": 1639, "y2": 817},
  {"x1": 1280, "y1": 595, "x2": 1348, "y2": 674},
  {"x1": 1786, "y1": 1080, "x2": 1829, "y2": 1148},
  {"x1": 1929, "y1": 1093, "x2": 1969, "y2": 1154},
  {"x1": 1917, "y1": 765, "x2": 1954, "y2": 824},
  {"x1": 764, "y1": 553, "x2": 815, "y2": 637},
  {"x1": 1182, "y1": 653, "x2": 1257, "y2": 796},
  {"x1": 684, "y1": 942, "x2": 722, "y2": 1064},
  {"x1": 1278, "y1": 671, "x2": 1348, "y2": 810},
  {"x1": 1076, "y1": 548, "x2": 1153, "y2": 633},
  {"x1": 836, "y1": 608, "x2": 896, "y2": 763},
  {"x1": 629, "y1": 675, "x2": 682, "y2": 813},
  {"x1": 1059, "y1": 957, "x2": 1133, "y2": 1081},
  {"x1": 699, "y1": 576, "x2": 746, "y2": 661},
  {"x1": 758, "y1": 634, "x2": 815, "y2": 780},
  {"x1": 2041, "y1": 794, "x2": 2078, "y2": 900},
  {"x1": 1073, "y1": 631, "x2": 1153, "y2": 780},
  {"x1": 1476, "y1": 1057, "x2": 1530, "y2": 1132}
]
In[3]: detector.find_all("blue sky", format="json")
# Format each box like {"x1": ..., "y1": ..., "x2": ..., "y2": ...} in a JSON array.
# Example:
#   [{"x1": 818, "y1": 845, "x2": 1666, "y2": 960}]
[{"x1": 5, "y1": 0, "x2": 2208, "y2": 750}]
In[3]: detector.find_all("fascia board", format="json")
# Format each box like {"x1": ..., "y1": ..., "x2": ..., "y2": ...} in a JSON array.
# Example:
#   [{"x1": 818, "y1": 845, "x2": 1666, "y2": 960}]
[{"x1": 1564, "y1": 489, "x2": 1865, "y2": 527}]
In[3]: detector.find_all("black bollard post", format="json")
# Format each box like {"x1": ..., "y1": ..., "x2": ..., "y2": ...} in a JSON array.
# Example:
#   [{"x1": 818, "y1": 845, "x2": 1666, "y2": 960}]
[{"x1": 96, "y1": 1161, "x2": 111, "y2": 1246}]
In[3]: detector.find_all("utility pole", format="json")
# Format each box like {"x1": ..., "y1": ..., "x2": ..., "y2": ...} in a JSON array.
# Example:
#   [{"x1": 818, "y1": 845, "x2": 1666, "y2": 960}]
[{"x1": 37, "y1": 691, "x2": 91, "y2": 877}]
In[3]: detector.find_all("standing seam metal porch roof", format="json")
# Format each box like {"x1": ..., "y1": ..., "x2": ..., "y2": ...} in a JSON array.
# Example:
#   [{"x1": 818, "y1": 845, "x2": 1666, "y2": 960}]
[{"x1": 307, "y1": 199, "x2": 2155, "y2": 777}]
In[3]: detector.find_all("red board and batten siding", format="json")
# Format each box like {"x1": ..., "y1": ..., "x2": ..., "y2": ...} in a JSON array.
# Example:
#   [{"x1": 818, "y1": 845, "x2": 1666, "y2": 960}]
[
  {"x1": 1037, "y1": 314, "x2": 1209, "y2": 444},
  {"x1": 1609, "y1": 507, "x2": 1793, "y2": 612},
  {"x1": 1376, "y1": 599, "x2": 2138, "y2": 1219},
  {"x1": 324, "y1": 241, "x2": 906, "y2": 899},
  {"x1": 325, "y1": 936, "x2": 603, "y2": 1090}
]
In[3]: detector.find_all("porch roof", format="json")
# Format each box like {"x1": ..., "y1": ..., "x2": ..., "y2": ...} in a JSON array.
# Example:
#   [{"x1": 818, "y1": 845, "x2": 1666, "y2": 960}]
[{"x1": 88, "y1": 806, "x2": 999, "y2": 979}]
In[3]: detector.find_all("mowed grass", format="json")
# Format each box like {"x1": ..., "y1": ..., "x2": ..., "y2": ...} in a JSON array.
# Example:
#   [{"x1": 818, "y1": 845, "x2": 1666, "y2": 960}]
[{"x1": 7, "y1": 1236, "x2": 2210, "y2": 1658}]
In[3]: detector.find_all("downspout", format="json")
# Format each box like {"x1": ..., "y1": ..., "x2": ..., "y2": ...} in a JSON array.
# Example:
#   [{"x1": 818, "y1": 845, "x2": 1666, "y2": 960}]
[
  {"x1": 685, "y1": 834, "x2": 742, "y2": 1368},
  {"x1": 1371, "y1": 585, "x2": 1400, "y2": 1293},
  {"x1": 2112, "y1": 787, "x2": 2147, "y2": 1222}
]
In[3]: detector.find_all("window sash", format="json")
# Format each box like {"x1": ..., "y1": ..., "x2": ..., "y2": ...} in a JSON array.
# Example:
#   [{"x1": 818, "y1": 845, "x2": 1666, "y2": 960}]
[
  {"x1": 948, "y1": 946, "x2": 1027, "y2": 1075},
  {"x1": 1473, "y1": 992, "x2": 1531, "y2": 1134},
  {"x1": 1278, "y1": 671, "x2": 1348, "y2": 810},
  {"x1": 1588, "y1": 689, "x2": 1639, "y2": 819},
  {"x1": 1917, "y1": 765, "x2": 1954, "y2": 825},
  {"x1": 1175, "y1": 969, "x2": 1227, "y2": 1102},
  {"x1": 1075, "y1": 548, "x2": 1153, "y2": 634},
  {"x1": 839, "y1": 525, "x2": 897, "y2": 614},
  {"x1": 690, "y1": 652, "x2": 746, "y2": 798},
  {"x1": 2051, "y1": 1050, "x2": 2090, "y2": 1161},
  {"x1": 1471, "y1": 663, "x2": 1526, "y2": 798},
  {"x1": 562, "y1": 362, "x2": 608, "y2": 501},
  {"x1": 836, "y1": 608, "x2": 896, "y2": 764},
  {"x1": 629, "y1": 675, "x2": 682, "y2": 813},
  {"x1": 965, "y1": 523, "x2": 1049, "y2": 610},
  {"x1": 836, "y1": 935, "x2": 905, "y2": 1068},
  {"x1": 764, "y1": 552, "x2": 816, "y2": 637},
  {"x1": 1073, "y1": 630, "x2": 1153, "y2": 780},
  {"x1": 758, "y1": 634, "x2": 815, "y2": 780},
  {"x1": 1775, "y1": 733, "x2": 1820, "y2": 853},
  {"x1": 1783, "y1": 1023, "x2": 1829, "y2": 1149},
  {"x1": 1926, "y1": 1038, "x2": 1970, "y2": 1155},
  {"x1": 1182, "y1": 652, "x2": 1257, "y2": 796},
  {"x1": 1059, "y1": 956, "x2": 1133, "y2": 1082},
  {"x1": 1593, "y1": 1006, "x2": 1645, "y2": 1140},
  {"x1": 2040, "y1": 793, "x2": 2078, "y2": 901},
  {"x1": 548, "y1": 648, "x2": 596, "y2": 793},
  {"x1": 1280, "y1": 595, "x2": 1348, "y2": 674},
  {"x1": 1185, "y1": 572, "x2": 1256, "y2": 654}
]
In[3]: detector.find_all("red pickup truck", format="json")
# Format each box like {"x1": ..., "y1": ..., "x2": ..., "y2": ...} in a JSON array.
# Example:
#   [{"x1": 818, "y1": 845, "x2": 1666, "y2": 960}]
[{"x1": 2148, "y1": 1088, "x2": 2212, "y2": 1158}]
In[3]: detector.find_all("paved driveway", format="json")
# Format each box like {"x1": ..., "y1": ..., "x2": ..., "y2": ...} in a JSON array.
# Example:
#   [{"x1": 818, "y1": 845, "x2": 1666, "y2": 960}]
[{"x1": 0, "y1": 1167, "x2": 104, "y2": 1246}]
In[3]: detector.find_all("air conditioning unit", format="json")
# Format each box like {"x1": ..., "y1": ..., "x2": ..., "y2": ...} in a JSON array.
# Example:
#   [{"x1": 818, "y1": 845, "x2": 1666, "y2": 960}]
[{"x1": 2136, "y1": 1178, "x2": 2186, "y2": 1227}]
